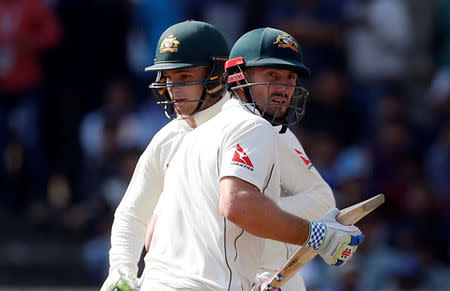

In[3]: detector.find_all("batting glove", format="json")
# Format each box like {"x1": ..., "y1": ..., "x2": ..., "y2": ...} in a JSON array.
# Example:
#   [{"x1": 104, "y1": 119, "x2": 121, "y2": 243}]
[
  {"x1": 100, "y1": 267, "x2": 140, "y2": 291},
  {"x1": 251, "y1": 271, "x2": 281, "y2": 291},
  {"x1": 303, "y1": 208, "x2": 364, "y2": 266}
]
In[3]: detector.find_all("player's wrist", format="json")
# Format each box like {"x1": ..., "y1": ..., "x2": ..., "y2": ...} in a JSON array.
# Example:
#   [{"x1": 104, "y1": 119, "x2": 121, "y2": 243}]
[
  {"x1": 117, "y1": 279, "x2": 138, "y2": 291},
  {"x1": 302, "y1": 220, "x2": 327, "y2": 250},
  {"x1": 101, "y1": 267, "x2": 139, "y2": 291}
]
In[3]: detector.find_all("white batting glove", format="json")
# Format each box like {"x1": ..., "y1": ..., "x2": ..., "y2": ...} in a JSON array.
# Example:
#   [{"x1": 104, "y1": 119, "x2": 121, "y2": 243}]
[
  {"x1": 303, "y1": 208, "x2": 364, "y2": 266},
  {"x1": 100, "y1": 267, "x2": 140, "y2": 291},
  {"x1": 252, "y1": 271, "x2": 281, "y2": 291}
]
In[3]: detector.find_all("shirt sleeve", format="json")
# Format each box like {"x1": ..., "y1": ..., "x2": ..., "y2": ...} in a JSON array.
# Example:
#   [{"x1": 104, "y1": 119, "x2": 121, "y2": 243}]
[
  {"x1": 219, "y1": 120, "x2": 277, "y2": 192},
  {"x1": 108, "y1": 141, "x2": 164, "y2": 275},
  {"x1": 277, "y1": 130, "x2": 335, "y2": 220},
  {"x1": 153, "y1": 188, "x2": 167, "y2": 216}
]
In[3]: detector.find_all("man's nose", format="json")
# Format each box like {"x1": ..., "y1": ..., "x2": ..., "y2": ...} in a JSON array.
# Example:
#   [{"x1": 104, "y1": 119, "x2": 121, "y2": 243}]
[
  {"x1": 274, "y1": 84, "x2": 288, "y2": 95},
  {"x1": 172, "y1": 85, "x2": 182, "y2": 94}
]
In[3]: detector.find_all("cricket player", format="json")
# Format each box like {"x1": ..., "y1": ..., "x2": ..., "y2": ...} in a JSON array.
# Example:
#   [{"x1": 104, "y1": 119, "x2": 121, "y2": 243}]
[
  {"x1": 100, "y1": 21, "x2": 230, "y2": 291},
  {"x1": 139, "y1": 27, "x2": 364, "y2": 290}
]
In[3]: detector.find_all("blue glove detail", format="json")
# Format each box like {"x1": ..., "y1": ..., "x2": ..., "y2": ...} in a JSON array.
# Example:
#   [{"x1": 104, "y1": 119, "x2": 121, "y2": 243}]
[{"x1": 350, "y1": 233, "x2": 365, "y2": 246}]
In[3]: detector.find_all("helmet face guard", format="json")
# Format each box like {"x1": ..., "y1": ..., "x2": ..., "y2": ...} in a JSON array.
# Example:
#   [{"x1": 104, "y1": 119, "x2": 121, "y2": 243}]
[
  {"x1": 225, "y1": 57, "x2": 309, "y2": 129},
  {"x1": 149, "y1": 57, "x2": 227, "y2": 119},
  {"x1": 230, "y1": 81, "x2": 308, "y2": 127}
]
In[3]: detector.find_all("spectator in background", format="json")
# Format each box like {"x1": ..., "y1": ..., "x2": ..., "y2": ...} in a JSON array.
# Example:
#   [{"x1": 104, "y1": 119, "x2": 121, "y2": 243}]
[
  {"x1": 402, "y1": 0, "x2": 436, "y2": 126},
  {"x1": 301, "y1": 68, "x2": 362, "y2": 145},
  {"x1": 404, "y1": 0, "x2": 436, "y2": 76},
  {"x1": 426, "y1": 121, "x2": 450, "y2": 202},
  {"x1": 43, "y1": 0, "x2": 131, "y2": 208},
  {"x1": 297, "y1": 68, "x2": 363, "y2": 189},
  {"x1": 80, "y1": 78, "x2": 167, "y2": 202},
  {"x1": 376, "y1": 92, "x2": 430, "y2": 152},
  {"x1": 80, "y1": 79, "x2": 142, "y2": 200},
  {"x1": 427, "y1": 67, "x2": 450, "y2": 125},
  {"x1": 436, "y1": 0, "x2": 450, "y2": 67},
  {"x1": 306, "y1": 132, "x2": 341, "y2": 188},
  {"x1": 344, "y1": 0, "x2": 412, "y2": 85},
  {"x1": 82, "y1": 147, "x2": 142, "y2": 285},
  {"x1": 126, "y1": 0, "x2": 184, "y2": 84},
  {"x1": 0, "y1": 0, "x2": 61, "y2": 210},
  {"x1": 360, "y1": 182, "x2": 450, "y2": 290},
  {"x1": 343, "y1": 0, "x2": 413, "y2": 125},
  {"x1": 200, "y1": 0, "x2": 246, "y2": 46},
  {"x1": 333, "y1": 146, "x2": 372, "y2": 207},
  {"x1": 80, "y1": 79, "x2": 139, "y2": 161},
  {"x1": 55, "y1": 0, "x2": 129, "y2": 106},
  {"x1": 371, "y1": 119, "x2": 417, "y2": 216},
  {"x1": 267, "y1": 0, "x2": 348, "y2": 74}
]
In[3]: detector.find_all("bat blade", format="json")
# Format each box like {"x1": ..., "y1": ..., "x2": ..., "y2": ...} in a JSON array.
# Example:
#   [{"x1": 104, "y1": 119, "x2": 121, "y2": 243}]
[{"x1": 260, "y1": 194, "x2": 385, "y2": 290}]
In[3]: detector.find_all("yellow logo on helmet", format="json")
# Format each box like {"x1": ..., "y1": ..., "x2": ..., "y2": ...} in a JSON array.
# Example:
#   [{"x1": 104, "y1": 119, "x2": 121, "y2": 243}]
[
  {"x1": 273, "y1": 34, "x2": 299, "y2": 52},
  {"x1": 160, "y1": 35, "x2": 180, "y2": 53}
]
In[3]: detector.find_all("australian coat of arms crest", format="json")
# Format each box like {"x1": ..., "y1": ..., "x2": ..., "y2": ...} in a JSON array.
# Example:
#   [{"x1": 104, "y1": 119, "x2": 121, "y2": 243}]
[
  {"x1": 160, "y1": 35, "x2": 180, "y2": 53},
  {"x1": 273, "y1": 34, "x2": 299, "y2": 52}
]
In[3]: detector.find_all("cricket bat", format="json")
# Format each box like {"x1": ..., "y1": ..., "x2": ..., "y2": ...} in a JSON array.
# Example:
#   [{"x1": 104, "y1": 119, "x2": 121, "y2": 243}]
[{"x1": 260, "y1": 194, "x2": 385, "y2": 291}]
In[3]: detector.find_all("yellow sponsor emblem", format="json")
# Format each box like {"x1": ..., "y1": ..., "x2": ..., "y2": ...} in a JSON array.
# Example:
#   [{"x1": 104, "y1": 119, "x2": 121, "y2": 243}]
[
  {"x1": 160, "y1": 35, "x2": 180, "y2": 53},
  {"x1": 273, "y1": 34, "x2": 299, "y2": 52}
]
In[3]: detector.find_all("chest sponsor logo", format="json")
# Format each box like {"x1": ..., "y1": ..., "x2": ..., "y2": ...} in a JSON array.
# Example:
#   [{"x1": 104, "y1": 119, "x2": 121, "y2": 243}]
[
  {"x1": 294, "y1": 149, "x2": 312, "y2": 169},
  {"x1": 231, "y1": 144, "x2": 254, "y2": 171}
]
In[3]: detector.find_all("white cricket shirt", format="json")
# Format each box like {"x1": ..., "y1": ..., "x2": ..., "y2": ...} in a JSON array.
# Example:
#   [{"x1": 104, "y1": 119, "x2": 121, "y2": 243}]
[
  {"x1": 108, "y1": 96, "x2": 229, "y2": 276},
  {"x1": 145, "y1": 98, "x2": 281, "y2": 290},
  {"x1": 257, "y1": 127, "x2": 336, "y2": 282}
]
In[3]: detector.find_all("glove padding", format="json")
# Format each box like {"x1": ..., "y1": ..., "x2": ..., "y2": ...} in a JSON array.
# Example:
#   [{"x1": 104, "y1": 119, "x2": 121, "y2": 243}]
[
  {"x1": 312, "y1": 208, "x2": 364, "y2": 266},
  {"x1": 252, "y1": 271, "x2": 281, "y2": 291},
  {"x1": 100, "y1": 267, "x2": 139, "y2": 291}
]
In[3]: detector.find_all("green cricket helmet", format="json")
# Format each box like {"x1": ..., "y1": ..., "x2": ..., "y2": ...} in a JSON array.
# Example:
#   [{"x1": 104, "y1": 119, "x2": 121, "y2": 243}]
[
  {"x1": 224, "y1": 27, "x2": 310, "y2": 132},
  {"x1": 146, "y1": 20, "x2": 229, "y2": 119}
]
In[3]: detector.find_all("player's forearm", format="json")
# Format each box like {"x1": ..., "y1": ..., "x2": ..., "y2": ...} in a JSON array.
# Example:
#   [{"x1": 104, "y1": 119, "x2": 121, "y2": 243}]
[
  {"x1": 109, "y1": 211, "x2": 146, "y2": 275},
  {"x1": 220, "y1": 177, "x2": 310, "y2": 245},
  {"x1": 230, "y1": 194, "x2": 310, "y2": 245}
]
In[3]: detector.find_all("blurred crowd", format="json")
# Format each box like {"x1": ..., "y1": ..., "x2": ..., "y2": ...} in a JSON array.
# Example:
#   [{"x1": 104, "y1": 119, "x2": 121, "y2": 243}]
[{"x1": 0, "y1": 0, "x2": 449, "y2": 290}]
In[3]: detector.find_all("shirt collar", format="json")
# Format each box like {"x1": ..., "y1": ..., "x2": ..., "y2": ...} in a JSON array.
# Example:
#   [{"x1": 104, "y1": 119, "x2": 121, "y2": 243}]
[
  {"x1": 193, "y1": 93, "x2": 229, "y2": 126},
  {"x1": 222, "y1": 94, "x2": 262, "y2": 117}
]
